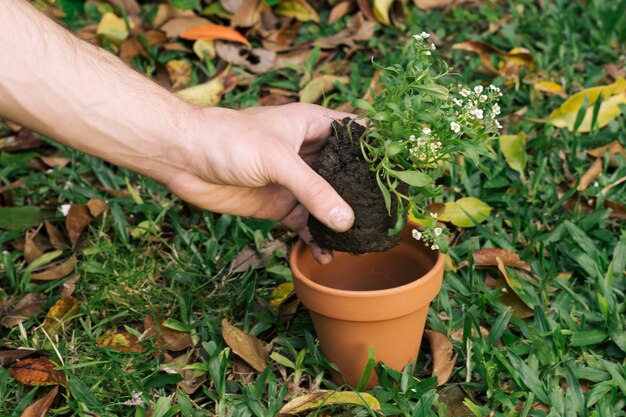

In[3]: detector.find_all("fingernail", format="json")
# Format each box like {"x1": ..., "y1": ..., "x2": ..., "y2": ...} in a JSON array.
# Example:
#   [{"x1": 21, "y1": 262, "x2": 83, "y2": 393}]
[{"x1": 328, "y1": 205, "x2": 354, "y2": 231}]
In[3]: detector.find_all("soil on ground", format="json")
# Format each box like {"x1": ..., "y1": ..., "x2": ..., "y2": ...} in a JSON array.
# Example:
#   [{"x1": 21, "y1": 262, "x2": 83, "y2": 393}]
[{"x1": 307, "y1": 118, "x2": 402, "y2": 253}]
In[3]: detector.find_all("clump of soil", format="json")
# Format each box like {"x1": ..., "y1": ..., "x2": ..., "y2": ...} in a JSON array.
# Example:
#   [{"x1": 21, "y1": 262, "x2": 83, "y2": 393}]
[{"x1": 308, "y1": 118, "x2": 403, "y2": 254}]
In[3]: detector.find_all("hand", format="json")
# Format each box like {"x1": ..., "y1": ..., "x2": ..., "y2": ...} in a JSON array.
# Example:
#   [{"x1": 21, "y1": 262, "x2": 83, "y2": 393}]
[{"x1": 165, "y1": 103, "x2": 355, "y2": 264}]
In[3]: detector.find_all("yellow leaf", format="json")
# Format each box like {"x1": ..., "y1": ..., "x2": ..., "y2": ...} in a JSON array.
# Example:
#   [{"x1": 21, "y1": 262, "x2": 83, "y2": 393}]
[
  {"x1": 299, "y1": 75, "x2": 349, "y2": 103},
  {"x1": 548, "y1": 77, "x2": 626, "y2": 132},
  {"x1": 176, "y1": 78, "x2": 225, "y2": 106},
  {"x1": 279, "y1": 390, "x2": 381, "y2": 414},
  {"x1": 42, "y1": 296, "x2": 80, "y2": 335},
  {"x1": 269, "y1": 282, "x2": 294, "y2": 310},
  {"x1": 438, "y1": 197, "x2": 492, "y2": 228},
  {"x1": 499, "y1": 132, "x2": 527, "y2": 181},
  {"x1": 533, "y1": 81, "x2": 567, "y2": 98},
  {"x1": 373, "y1": 0, "x2": 394, "y2": 25},
  {"x1": 96, "y1": 12, "x2": 131, "y2": 44},
  {"x1": 275, "y1": 0, "x2": 320, "y2": 23},
  {"x1": 193, "y1": 40, "x2": 216, "y2": 60},
  {"x1": 96, "y1": 329, "x2": 144, "y2": 352}
]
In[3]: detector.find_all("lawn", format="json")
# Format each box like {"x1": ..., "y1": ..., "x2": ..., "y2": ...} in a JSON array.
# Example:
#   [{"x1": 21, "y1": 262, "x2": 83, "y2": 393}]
[{"x1": 1, "y1": 0, "x2": 626, "y2": 416}]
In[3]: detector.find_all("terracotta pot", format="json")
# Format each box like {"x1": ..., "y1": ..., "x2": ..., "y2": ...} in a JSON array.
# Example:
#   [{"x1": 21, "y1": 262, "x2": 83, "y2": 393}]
[{"x1": 290, "y1": 224, "x2": 444, "y2": 389}]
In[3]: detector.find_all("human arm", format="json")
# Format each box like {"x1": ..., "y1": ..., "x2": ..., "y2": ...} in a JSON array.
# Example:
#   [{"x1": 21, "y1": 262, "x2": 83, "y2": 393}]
[{"x1": 0, "y1": 0, "x2": 354, "y2": 262}]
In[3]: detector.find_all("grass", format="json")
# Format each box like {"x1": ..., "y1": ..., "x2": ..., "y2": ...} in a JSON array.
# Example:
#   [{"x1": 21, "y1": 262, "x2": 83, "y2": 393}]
[{"x1": 1, "y1": 0, "x2": 626, "y2": 416}]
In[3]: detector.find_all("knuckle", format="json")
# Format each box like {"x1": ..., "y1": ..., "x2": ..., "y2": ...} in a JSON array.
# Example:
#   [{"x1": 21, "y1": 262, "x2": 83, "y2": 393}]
[{"x1": 305, "y1": 178, "x2": 329, "y2": 202}]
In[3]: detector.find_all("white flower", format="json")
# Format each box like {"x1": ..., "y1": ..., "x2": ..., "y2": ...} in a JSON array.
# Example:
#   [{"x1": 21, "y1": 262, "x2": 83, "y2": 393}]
[
  {"x1": 420, "y1": 31, "x2": 430, "y2": 38},
  {"x1": 434, "y1": 227, "x2": 442, "y2": 236},
  {"x1": 431, "y1": 43, "x2": 436, "y2": 50},
  {"x1": 123, "y1": 391, "x2": 144, "y2": 406},
  {"x1": 409, "y1": 134, "x2": 416, "y2": 141},
  {"x1": 412, "y1": 229, "x2": 422, "y2": 240},
  {"x1": 430, "y1": 212, "x2": 438, "y2": 218},
  {"x1": 422, "y1": 127, "x2": 431, "y2": 135},
  {"x1": 450, "y1": 121, "x2": 461, "y2": 133},
  {"x1": 460, "y1": 89, "x2": 470, "y2": 97},
  {"x1": 495, "y1": 120, "x2": 502, "y2": 129},
  {"x1": 492, "y1": 104, "x2": 501, "y2": 115},
  {"x1": 474, "y1": 85, "x2": 484, "y2": 94},
  {"x1": 425, "y1": 51, "x2": 431, "y2": 55},
  {"x1": 431, "y1": 244, "x2": 439, "y2": 251},
  {"x1": 60, "y1": 204, "x2": 71, "y2": 216},
  {"x1": 489, "y1": 84, "x2": 500, "y2": 92},
  {"x1": 413, "y1": 34, "x2": 423, "y2": 40},
  {"x1": 474, "y1": 109, "x2": 484, "y2": 120},
  {"x1": 453, "y1": 98, "x2": 463, "y2": 106},
  {"x1": 480, "y1": 95, "x2": 488, "y2": 102}
]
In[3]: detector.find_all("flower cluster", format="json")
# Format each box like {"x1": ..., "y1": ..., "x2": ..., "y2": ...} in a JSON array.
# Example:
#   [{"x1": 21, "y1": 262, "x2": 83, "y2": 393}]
[{"x1": 353, "y1": 32, "x2": 501, "y2": 251}]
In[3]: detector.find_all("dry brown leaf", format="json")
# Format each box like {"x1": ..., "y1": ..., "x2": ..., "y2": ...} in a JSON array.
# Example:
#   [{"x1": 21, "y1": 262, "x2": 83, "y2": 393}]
[
  {"x1": 9, "y1": 358, "x2": 66, "y2": 386},
  {"x1": 144, "y1": 314, "x2": 193, "y2": 351},
  {"x1": 605, "y1": 63, "x2": 626, "y2": 81},
  {"x1": 0, "y1": 129, "x2": 44, "y2": 152},
  {"x1": 314, "y1": 13, "x2": 376, "y2": 51},
  {"x1": 232, "y1": 0, "x2": 262, "y2": 27},
  {"x1": 24, "y1": 235, "x2": 48, "y2": 264},
  {"x1": 299, "y1": 74, "x2": 349, "y2": 103},
  {"x1": 449, "y1": 327, "x2": 489, "y2": 343},
  {"x1": 44, "y1": 220, "x2": 68, "y2": 250},
  {"x1": 39, "y1": 157, "x2": 70, "y2": 168},
  {"x1": 59, "y1": 275, "x2": 80, "y2": 298},
  {"x1": 275, "y1": 0, "x2": 320, "y2": 23},
  {"x1": 588, "y1": 140, "x2": 626, "y2": 168},
  {"x1": 426, "y1": 330, "x2": 458, "y2": 386},
  {"x1": 87, "y1": 199, "x2": 109, "y2": 217},
  {"x1": 21, "y1": 385, "x2": 59, "y2": 417},
  {"x1": 229, "y1": 240, "x2": 288, "y2": 273},
  {"x1": 216, "y1": 42, "x2": 277, "y2": 74},
  {"x1": 605, "y1": 199, "x2": 626, "y2": 220},
  {"x1": 263, "y1": 19, "x2": 301, "y2": 51},
  {"x1": 413, "y1": 0, "x2": 475, "y2": 10},
  {"x1": 328, "y1": 1, "x2": 352, "y2": 24},
  {"x1": 577, "y1": 158, "x2": 603, "y2": 191},
  {"x1": 108, "y1": 0, "x2": 141, "y2": 16},
  {"x1": 66, "y1": 205, "x2": 93, "y2": 246},
  {"x1": 0, "y1": 349, "x2": 38, "y2": 367},
  {"x1": 221, "y1": 319, "x2": 267, "y2": 372},
  {"x1": 161, "y1": 16, "x2": 211, "y2": 38},
  {"x1": 0, "y1": 178, "x2": 25, "y2": 195},
  {"x1": 274, "y1": 48, "x2": 316, "y2": 70},
  {"x1": 96, "y1": 330, "x2": 144, "y2": 352},
  {"x1": 458, "y1": 248, "x2": 531, "y2": 271},
  {"x1": 259, "y1": 93, "x2": 297, "y2": 106},
  {"x1": 31, "y1": 255, "x2": 76, "y2": 281},
  {"x1": 0, "y1": 293, "x2": 47, "y2": 328},
  {"x1": 166, "y1": 60, "x2": 193, "y2": 89},
  {"x1": 356, "y1": 0, "x2": 376, "y2": 21},
  {"x1": 42, "y1": 296, "x2": 80, "y2": 335}
]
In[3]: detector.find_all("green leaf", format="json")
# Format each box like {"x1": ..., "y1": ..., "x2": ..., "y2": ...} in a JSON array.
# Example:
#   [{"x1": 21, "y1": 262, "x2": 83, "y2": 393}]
[
  {"x1": 356, "y1": 346, "x2": 376, "y2": 392},
  {"x1": 376, "y1": 174, "x2": 392, "y2": 213},
  {"x1": 415, "y1": 84, "x2": 449, "y2": 100},
  {"x1": 68, "y1": 377, "x2": 104, "y2": 411},
  {"x1": 438, "y1": 197, "x2": 492, "y2": 228},
  {"x1": 389, "y1": 170, "x2": 433, "y2": 187},
  {"x1": 352, "y1": 99, "x2": 375, "y2": 112},
  {"x1": 499, "y1": 132, "x2": 527, "y2": 181},
  {"x1": 279, "y1": 390, "x2": 381, "y2": 414},
  {"x1": 0, "y1": 207, "x2": 48, "y2": 230},
  {"x1": 270, "y1": 352, "x2": 296, "y2": 369},
  {"x1": 169, "y1": 0, "x2": 201, "y2": 11},
  {"x1": 570, "y1": 329, "x2": 608, "y2": 346}
]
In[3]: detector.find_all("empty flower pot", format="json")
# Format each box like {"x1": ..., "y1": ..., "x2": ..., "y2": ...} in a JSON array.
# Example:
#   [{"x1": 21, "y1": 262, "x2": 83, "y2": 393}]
[{"x1": 290, "y1": 224, "x2": 444, "y2": 389}]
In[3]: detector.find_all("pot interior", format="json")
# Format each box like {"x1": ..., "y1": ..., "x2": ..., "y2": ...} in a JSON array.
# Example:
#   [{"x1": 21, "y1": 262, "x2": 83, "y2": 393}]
[{"x1": 299, "y1": 234, "x2": 437, "y2": 291}]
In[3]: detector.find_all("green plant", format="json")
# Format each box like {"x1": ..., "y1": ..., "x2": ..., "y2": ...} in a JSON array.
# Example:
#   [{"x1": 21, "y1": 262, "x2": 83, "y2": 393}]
[{"x1": 353, "y1": 33, "x2": 502, "y2": 251}]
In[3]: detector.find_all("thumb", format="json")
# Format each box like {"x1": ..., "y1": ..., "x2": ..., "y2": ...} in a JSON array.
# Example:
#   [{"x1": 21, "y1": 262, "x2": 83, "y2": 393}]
[{"x1": 275, "y1": 153, "x2": 354, "y2": 232}]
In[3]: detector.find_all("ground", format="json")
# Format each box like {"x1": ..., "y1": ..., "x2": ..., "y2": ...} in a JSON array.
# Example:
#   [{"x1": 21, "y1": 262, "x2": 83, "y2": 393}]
[{"x1": 1, "y1": 0, "x2": 625, "y2": 416}]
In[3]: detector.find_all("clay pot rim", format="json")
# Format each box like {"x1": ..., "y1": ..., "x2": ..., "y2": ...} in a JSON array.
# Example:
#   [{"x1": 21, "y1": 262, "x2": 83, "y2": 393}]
[{"x1": 290, "y1": 239, "x2": 445, "y2": 299}]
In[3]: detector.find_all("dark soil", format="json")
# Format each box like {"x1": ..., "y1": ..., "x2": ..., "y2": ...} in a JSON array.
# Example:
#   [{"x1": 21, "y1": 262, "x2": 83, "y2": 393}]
[{"x1": 307, "y1": 118, "x2": 402, "y2": 254}]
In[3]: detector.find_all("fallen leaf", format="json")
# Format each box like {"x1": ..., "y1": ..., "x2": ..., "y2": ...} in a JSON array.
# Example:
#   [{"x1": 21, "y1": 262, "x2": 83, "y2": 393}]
[
  {"x1": 144, "y1": 314, "x2": 193, "y2": 351},
  {"x1": 606, "y1": 199, "x2": 626, "y2": 220},
  {"x1": 279, "y1": 390, "x2": 381, "y2": 414},
  {"x1": 0, "y1": 293, "x2": 47, "y2": 328},
  {"x1": 315, "y1": 13, "x2": 376, "y2": 51},
  {"x1": 221, "y1": 319, "x2": 267, "y2": 372},
  {"x1": 259, "y1": 93, "x2": 297, "y2": 106},
  {"x1": 120, "y1": 30, "x2": 168, "y2": 61},
  {"x1": 39, "y1": 156, "x2": 71, "y2": 168},
  {"x1": 437, "y1": 385, "x2": 474, "y2": 417},
  {"x1": 413, "y1": 0, "x2": 475, "y2": 9},
  {"x1": 42, "y1": 296, "x2": 80, "y2": 335},
  {"x1": 216, "y1": 42, "x2": 277, "y2": 73},
  {"x1": 9, "y1": 358, "x2": 66, "y2": 386},
  {"x1": 269, "y1": 282, "x2": 295, "y2": 310},
  {"x1": 176, "y1": 77, "x2": 225, "y2": 106},
  {"x1": 438, "y1": 197, "x2": 492, "y2": 228},
  {"x1": 588, "y1": 140, "x2": 626, "y2": 167},
  {"x1": 0, "y1": 129, "x2": 44, "y2": 152},
  {"x1": 263, "y1": 19, "x2": 302, "y2": 51},
  {"x1": 96, "y1": 330, "x2": 144, "y2": 353},
  {"x1": 21, "y1": 385, "x2": 59, "y2": 417},
  {"x1": 496, "y1": 259, "x2": 534, "y2": 318},
  {"x1": 59, "y1": 275, "x2": 80, "y2": 298},
  {"x1": 300, "y1": 75, "x2": 349, "y2": 103},
  {"x1": 499, "y1": 132, "x2": 527, "y2": 180},
  {"x1": 533, "y1": 81, "x2": 567, "y2": 98},
  {"x1": 161, "y1": 16, "x2": 211, "y2": 38},
  {"x1": 31, "y1": 255, "x2": 76, "y2": 281},
  {"x1": 373, "y1": 0, "x2": 393, "y2": 25},
  {"x1": 0, "y1": 349, "x2": 38, "y2": 367},
  {"x1": 180, "y1": 24, "x2": 251, "y2": 47},
  {"x1": 108, "y1": 0, "x2": 141, "y2": 16},
  {"x1": 458, "y1": 248, "x2": 531, "y2": 271},
  {"x1": 449, "y1": 326, "x2": 489, "y2": 343},
  {"x1": 0, "y1": 207, "x2": 48, "y2": 230},
  {"x1": 605, "y1": 63, "x2": 626, "y2": 81},
  {"x1": 275, "y1": 0, "x2": 320, "y2": 23},
  {"x1": 220, "y1": 0, "x2": 245, "y2": 13},
  {"x1": 193, "y1": 39, "x2": 216, "y2": 60},
  {"x1": 24, "y1": 236, "x2": 47, "y2": 264},
  {"x1": 0, "y1": 178, "x2": 25, "y2": 195},
  {"x1": 328, "y1": 1, "x2": 352, "y2": 24},
  {"x1": 230, "y1": 240, "x2": 288, "y2": 273},
  {"x1": 548, "y1": 77, "x2": 626, "y2": 132},
  {"x1": 166, "y1": 60, "x2": 192, "y2": 89},
  {"x1": 96, "y1": 12, "x2": 131, "y2": 44},
  {"x1": 453, "y1": 41, "x2": 534, "y2": 83},
  {"x1": 87, "y1": 199, "x2": 109, "y2": 217},
  {"x1": 577, "y1": 158, "x2": 603, "y2": 191},
  {"x1": 426, "y1": 330, "x2": 458, "y2": 386},
  {"x1": 66, "y1": 205, "x2": 93, "y2": 246},
  {"x1": 231, "y1": 0, "x2": 262, "y2": 27},
  {"x1": 44, "y1": 220, "x2": 67, "y2": 250}
]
